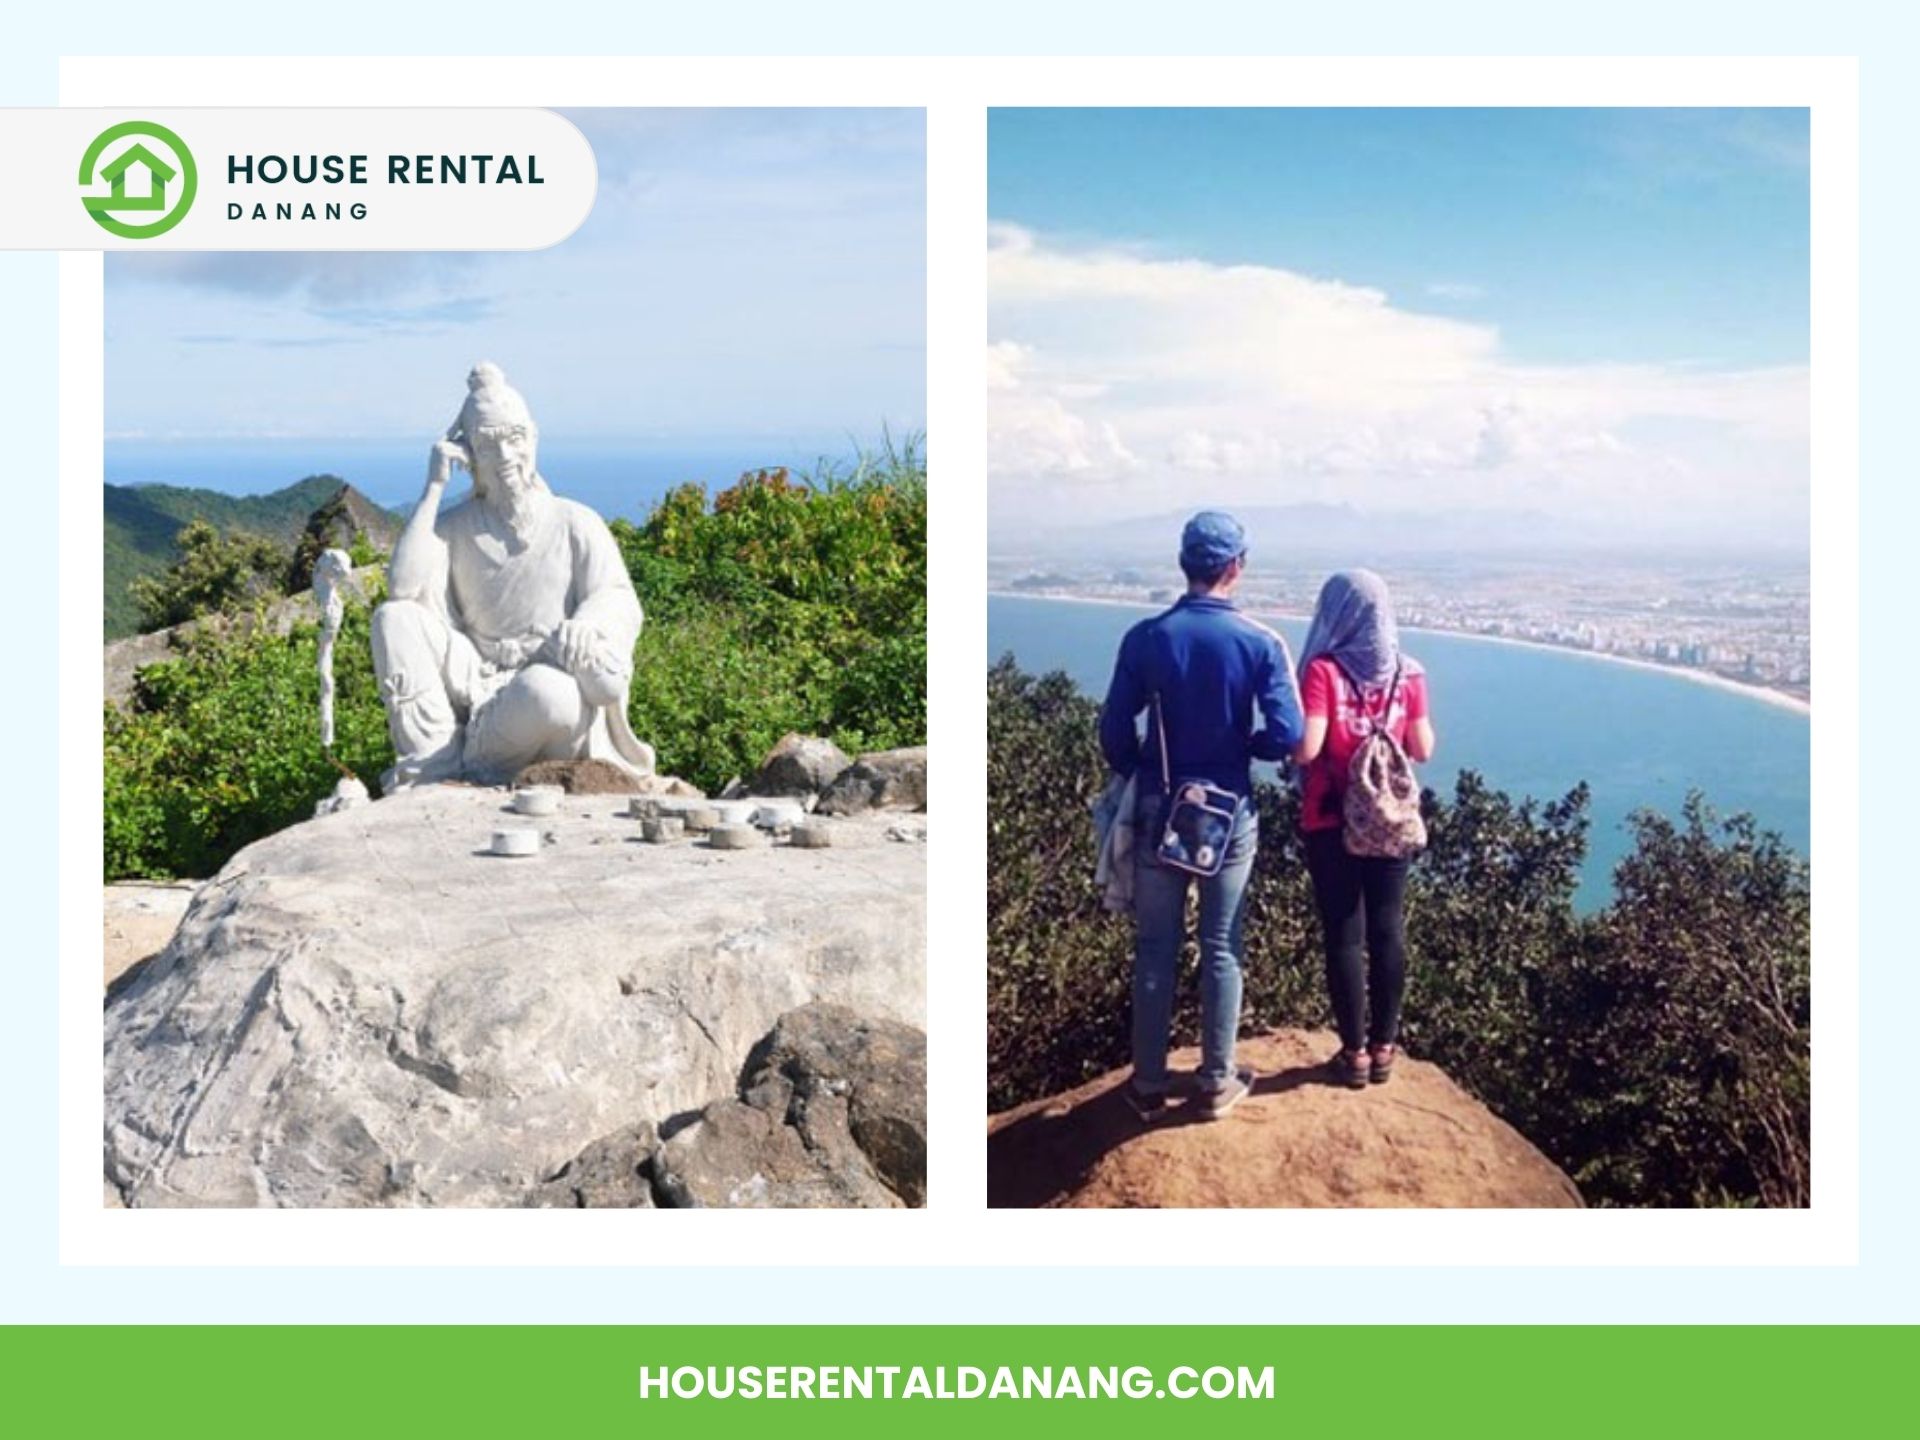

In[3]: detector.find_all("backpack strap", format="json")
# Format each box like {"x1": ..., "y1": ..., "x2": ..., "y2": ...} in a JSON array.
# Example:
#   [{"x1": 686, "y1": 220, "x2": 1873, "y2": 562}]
[{"x1": 1336, "y1": 658, "x2": 1403, "y2": 738}]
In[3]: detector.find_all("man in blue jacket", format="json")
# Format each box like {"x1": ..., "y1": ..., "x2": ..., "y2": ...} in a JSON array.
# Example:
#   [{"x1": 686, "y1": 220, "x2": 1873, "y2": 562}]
[{"x1": 1100, "y1": 511, "x2": 1304, "y2": 1121}]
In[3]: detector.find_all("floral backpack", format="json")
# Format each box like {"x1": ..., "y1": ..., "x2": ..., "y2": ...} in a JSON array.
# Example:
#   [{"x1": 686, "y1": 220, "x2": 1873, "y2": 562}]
[{"x1": 1342, "y1": 665, "x2": 1428, "y2": 859}]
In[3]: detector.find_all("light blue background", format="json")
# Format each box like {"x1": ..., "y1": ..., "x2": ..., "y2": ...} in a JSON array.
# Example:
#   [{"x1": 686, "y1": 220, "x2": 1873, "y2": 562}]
[{"x1": 5, "y1": 2, "x2": 1912, "y2": 1325}]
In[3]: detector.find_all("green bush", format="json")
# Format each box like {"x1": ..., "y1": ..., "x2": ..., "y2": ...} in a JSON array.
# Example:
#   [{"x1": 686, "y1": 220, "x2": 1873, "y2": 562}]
[
  {"x1": 105, "y1": 595, "x2": 394, "y2": 881},
  {"x1": 986, "y1": 657, "x2": 1811, "y2": 1209},
  {"x1": 104, "y1": 438, "x2": 927, "y2": 879},
  {"x1": 129, "y1": 520, "x2": 292, "y2": 632},
  {"x1": 617, "y1": 438, "x2": 927, "y2": 791}
]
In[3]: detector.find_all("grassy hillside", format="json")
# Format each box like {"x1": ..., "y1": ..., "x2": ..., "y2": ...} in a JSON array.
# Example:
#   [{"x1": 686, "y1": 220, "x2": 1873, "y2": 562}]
[{"x1": 104, "y1": 476, "x2": 391, "y2": 638}]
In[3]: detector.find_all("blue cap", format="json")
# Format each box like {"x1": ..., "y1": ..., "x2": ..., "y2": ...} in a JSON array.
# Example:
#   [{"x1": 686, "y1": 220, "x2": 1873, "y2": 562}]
[{"x1": 1179, "y1": 510, "x2": 1246, "y2": 573}]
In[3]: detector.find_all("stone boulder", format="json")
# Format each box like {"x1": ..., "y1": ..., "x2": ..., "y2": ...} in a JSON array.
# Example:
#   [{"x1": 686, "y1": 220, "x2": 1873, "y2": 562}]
[
  {"x1": 817, "y1": 746, "x2": 928, "y2": 816},
  {"x1": 529, "y1": 1121, "x2": 658, "y2": 1208},
  {"x1": 748, "y1": 733, "x2": 852, "y2": 801},
  {"x1": 653, "y1": 1004, "x2": 926, "y2": 1208},
  {"x1": 103, "y1": 785, "x2": 925, "y2": 1207},
  {"x1": 987, "y1": 1028, "x2": 1583, "y2": 1209}
]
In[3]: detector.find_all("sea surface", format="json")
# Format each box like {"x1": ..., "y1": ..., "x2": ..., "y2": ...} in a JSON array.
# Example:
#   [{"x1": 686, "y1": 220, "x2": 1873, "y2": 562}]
[
  {"x1": 989, "y1": 593, "x2": 1810, "y2": 910},
  {"x1": 105, "y1": 437, "x2": 865, "y2": 524}
]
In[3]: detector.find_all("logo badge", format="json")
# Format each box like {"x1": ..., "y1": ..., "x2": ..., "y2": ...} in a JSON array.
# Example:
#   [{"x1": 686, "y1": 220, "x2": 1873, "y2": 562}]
[{"x1": 78, "y1": 121, "x2": 197, "y2": 239}]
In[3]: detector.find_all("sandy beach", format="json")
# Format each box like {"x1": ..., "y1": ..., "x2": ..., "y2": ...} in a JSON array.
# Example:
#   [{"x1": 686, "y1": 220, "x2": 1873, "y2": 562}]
[{"x1": 988, "y1": 589, "x2": 1812, "y2": 717}]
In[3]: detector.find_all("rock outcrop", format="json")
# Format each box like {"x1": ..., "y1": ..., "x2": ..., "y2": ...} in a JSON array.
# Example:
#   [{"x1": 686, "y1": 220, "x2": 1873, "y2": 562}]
[
  {"x1": 749, "y1": 733, "x2": 853, "y2": 802},
  {"x1": 527, "y1": 1004, "x2": 928, "y2": 1210},
  {"x1": 654, "y1": 1004, "x2": 927, "y2": 1208},
  {"x1": 103, "y1": 562, "x2": 384, "y2": 709},
  {"x1": 529, "y1": 1122, "x2": 659, "y2": 1209},
  {"x1": 817, "y1": 746, "x2": 928, "y2": 816},
  {"x1": 104, "y1": 785, "x2": 925, "y2": 1207},
  {"x1": 287, "y1": 484, "x2": 401, "y2": 590},
  {"x1": 986, "y1": 1029, "x2": 1582, "y2": 1209}
]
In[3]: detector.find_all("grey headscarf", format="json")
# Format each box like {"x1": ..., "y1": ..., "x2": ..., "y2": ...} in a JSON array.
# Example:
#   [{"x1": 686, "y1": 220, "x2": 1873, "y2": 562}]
[{"x1": 1298, "y1": 569, "x2": 1401, "y2": 687}]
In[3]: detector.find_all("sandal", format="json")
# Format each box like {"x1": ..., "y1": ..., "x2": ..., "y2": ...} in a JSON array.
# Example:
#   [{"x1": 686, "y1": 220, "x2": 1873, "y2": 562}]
[
  {"x1": 1328, "y1": 1048, "x2": 1371, "y2": 1090},
  {"x1": 1368, "y1": 1043, "x2": 1396, "y2": 1085}
]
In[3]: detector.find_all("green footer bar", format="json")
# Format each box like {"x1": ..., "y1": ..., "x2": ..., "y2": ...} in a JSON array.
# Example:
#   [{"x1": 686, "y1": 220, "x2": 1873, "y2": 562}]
[{"x1": 5, "y1": 1325, "x2": 1914, "y2": 1435}]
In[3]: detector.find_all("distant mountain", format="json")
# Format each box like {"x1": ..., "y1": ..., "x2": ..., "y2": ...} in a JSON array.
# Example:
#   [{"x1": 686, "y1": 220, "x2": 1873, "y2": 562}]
[
  {"x1": 104, "y1": 476, "x2": 401, "y2": 639},
  {"x1": 994, "y1": 502, "x2": 1807, "y2": 567},
  {"x1": 999, "y1": 502, "x2": 1585, "y2": 565}
]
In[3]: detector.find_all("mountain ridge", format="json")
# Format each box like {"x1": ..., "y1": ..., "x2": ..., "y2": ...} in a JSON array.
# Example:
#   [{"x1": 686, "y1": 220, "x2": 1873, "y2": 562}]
[{"x1": 104, "y1": 476, "x2": 400, "y2": 639}]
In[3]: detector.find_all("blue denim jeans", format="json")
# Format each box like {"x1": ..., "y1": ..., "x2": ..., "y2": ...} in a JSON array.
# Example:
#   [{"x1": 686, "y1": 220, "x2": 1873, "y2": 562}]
[{"x1": 1131, "y1": 796, "x2": 1259, "y2": 1095}]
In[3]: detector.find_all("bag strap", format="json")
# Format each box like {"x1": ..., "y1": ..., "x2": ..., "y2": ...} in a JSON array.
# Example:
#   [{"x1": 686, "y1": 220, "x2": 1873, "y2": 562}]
[
  {"x1": 1338, "y1": 658, "x2": 1403, "y2": 738},
  {"x1": 1381, "y1": 663, "x2": 1404, "y2": 728},
  {"x1": 1152, "y1": 692, "x2": 1172, "y2": 792}
]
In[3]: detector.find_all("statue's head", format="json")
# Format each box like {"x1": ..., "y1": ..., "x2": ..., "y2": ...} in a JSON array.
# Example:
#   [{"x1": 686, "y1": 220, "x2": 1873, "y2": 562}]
[{"x1": 450, "y1": 362, "x2": 542, "y2": 501}]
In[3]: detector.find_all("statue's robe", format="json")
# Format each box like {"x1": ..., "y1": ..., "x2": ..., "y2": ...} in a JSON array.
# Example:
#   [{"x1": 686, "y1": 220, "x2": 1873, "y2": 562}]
[{"x1": 377, "y1": 484, "x2": 650, "y2": 786}]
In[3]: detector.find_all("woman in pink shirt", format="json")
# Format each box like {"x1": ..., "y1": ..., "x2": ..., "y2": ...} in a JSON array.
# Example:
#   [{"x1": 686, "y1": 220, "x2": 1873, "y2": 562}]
[{"x1": 1292, "y1": 571, "x2": 1437, "y2": 1088}]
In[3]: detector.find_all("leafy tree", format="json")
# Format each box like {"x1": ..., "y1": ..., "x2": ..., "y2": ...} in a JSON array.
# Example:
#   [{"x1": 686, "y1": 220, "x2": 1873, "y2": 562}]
[
  {"x1": 129, "y1": 520, "x2": 291, "y2": 632},
  {"x1": 1567, "y1": 799, "x2": 1811, "y2": 1207}
]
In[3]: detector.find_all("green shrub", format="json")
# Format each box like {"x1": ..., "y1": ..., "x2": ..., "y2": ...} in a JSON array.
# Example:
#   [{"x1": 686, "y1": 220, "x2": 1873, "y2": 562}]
[
  {"x1": 104, "y1": 595, "x2": 394, "y2": 881},
  {"x1": 986, "y1": 657, "x2": 1811, "y2": 1209},
  {"x1": 616, "y1": 438, "x2": 927, "y2": 791}
]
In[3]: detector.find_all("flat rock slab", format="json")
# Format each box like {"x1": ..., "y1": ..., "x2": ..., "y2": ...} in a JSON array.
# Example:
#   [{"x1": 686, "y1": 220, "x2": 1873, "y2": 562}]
[
  {"x1": 105, "y1": 785, "x2": 925, "y2": 1208},
  {"x1": 986, "y1": 1029, "x2": 1582, "y2": 1209}
]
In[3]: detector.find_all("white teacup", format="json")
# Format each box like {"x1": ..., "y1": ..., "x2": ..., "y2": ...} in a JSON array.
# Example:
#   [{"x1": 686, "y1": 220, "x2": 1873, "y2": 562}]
[
  {"x1": 491, "y1": 827, "x2": 541, "y2": 857},
  {"x1": 512, "y1": 786, "x2": 561, "y2": 817}
]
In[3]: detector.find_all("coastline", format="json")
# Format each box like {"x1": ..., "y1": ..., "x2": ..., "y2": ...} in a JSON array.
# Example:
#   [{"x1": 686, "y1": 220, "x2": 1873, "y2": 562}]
[{"x1": 987, "y1": 589, "x2": 1812, "y2": 718}]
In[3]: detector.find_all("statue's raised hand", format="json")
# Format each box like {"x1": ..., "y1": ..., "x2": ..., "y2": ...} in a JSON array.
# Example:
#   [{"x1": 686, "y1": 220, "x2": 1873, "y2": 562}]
[{"x1": 428, "y1": 437, "x2": 471, "y2": 490}]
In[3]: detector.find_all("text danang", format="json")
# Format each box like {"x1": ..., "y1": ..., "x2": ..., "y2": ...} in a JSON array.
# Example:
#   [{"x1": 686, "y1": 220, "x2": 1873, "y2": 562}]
[{"x1": 225, "y1": 154, "x2": 546, "y2": 184}]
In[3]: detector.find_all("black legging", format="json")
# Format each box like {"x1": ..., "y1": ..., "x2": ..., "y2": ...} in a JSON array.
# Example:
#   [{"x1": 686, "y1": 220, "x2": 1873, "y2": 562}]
[{"x1": 1304, "y1": 829, "x2": 1411, "y2": 1052}]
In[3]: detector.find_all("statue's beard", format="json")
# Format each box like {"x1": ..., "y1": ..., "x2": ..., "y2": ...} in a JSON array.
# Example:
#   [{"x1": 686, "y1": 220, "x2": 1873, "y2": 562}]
[{"x1": 474, "y1": 462, "x2": 551, "y2": 545}]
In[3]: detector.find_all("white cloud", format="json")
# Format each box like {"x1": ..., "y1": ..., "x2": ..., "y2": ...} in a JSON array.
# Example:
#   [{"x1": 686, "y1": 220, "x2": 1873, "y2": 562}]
[{"x1": 987, "y1": 225, "x2": 1807, "y2": 546}]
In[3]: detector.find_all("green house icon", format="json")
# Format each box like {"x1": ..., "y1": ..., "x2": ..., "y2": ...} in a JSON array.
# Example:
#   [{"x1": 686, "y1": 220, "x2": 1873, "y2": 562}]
[
  {"x1": 78, "y1": 120, "x2": 198, "y2": 238},
  {"x1": 90, "y1": 142, "x2": 178, "y2": 215}
]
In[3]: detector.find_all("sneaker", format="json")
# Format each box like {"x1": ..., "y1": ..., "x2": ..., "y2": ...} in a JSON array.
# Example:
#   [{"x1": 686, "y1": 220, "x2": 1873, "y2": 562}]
[
  {"x1": 1122, "y1": 1084, "x2": 1170, "y2": 1123},
  {"x1": 1197, "y1": 1067, "x2": 1256, "y2": 1120}
]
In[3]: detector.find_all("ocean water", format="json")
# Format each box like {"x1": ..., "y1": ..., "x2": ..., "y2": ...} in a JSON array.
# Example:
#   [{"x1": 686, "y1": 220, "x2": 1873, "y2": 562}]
[
  {"x1": 988, "y1": 593, "x2": 1810, "y2": 909},
  {"x1": 105, "y1": 437, "x2": 865, "y2": 524}
]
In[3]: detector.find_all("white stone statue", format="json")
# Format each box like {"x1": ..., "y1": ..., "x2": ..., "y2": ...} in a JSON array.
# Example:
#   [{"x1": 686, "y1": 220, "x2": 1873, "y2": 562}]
[{"x1": 371, "y1": 363, "x2": 656, "y2": 791}]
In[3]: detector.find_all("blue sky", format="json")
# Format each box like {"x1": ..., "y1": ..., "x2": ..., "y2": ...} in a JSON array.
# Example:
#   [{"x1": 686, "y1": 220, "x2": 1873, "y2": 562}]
[
  {"x1": 989, "y1": 108, "x2": 1808, "y2": 370},
  {"x1": 106, "y1": 109, "x2": 925, "y2": 451},
  {"x1": 987, "y1": 108, "x2": 1809, "y2": 546}
]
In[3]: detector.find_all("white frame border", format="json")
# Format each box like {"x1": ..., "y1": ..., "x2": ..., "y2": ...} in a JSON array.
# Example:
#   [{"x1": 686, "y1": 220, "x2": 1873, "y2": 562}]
[{"x1": 60, "y1": 54, "x2": 1857, "y2": 1268}]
